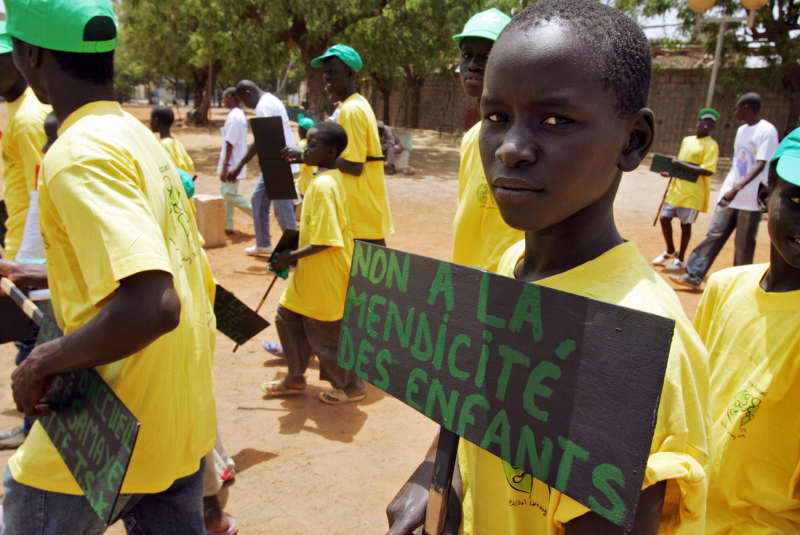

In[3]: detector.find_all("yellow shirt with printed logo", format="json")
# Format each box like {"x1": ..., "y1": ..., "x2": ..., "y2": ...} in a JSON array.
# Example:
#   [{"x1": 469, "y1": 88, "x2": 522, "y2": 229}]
[
  {"x1": 452, "y1": 122, "x2": 523, "y2": 271},
  {"x1": 280, "y1": 169, "x2": 353, "y2": 322},
  {"x1": 664, "y1": 135, "x2": 719, "y2": 213},
  {"x1": 696, "y1": 264, "x2": 800, "y2": 534},
  {"x1": 458, "y1": 240, "x2": 710, "y2": 535},
  {"x1": 337, "y1": 93, "x2": 393, "y2": 240},
  {"x1": 160, "y1": 136, "x2": 195, "y2": 172},
  {"x1": 9, "y1": 101, "x2": 216, "y2": 496},
  {"x1": 1, "y1": 87, "x2": 51, "y2": 260}
]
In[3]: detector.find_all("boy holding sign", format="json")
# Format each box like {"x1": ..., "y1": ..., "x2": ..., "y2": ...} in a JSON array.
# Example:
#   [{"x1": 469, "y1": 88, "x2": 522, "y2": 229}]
[
  {"x1": 698, "y1": 129, "x2": 800, "y2": 534},
  {"x1": 263, "y1": 122, "x2": 366, "y2": 404},
  {"x1": 387, "y1": 2, "x2": 709, "y2": 533},
  {"x1": 4, "y1": 1, "x2": 217, "y2": 533}
]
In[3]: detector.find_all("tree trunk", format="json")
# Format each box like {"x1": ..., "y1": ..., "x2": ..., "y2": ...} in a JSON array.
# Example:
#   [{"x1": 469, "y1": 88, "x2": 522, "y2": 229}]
[
  {"x1": 380, "y1": 87, "x2": 391, "y2": 124},
  {"x1": 781, "y1": 63, "x2": 800, "y2": 137},
  {"x1": 190, "y1": 62, "x2": 222, "y2": 125},
  {"x1": 408, "y1": 77, "x2": 424, "y2": 129}
]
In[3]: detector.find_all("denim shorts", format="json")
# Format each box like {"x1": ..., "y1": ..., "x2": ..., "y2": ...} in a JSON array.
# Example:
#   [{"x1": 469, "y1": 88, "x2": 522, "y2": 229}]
[
  {"x1": 660, "y1": 203, "x2": 699, "y2": 225},
  {"x1": 1, "y1": 457, "x2": 205, "y2": 535}
]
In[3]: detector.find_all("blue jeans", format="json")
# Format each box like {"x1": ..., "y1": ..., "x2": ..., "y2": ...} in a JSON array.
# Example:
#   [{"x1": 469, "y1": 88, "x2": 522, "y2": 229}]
[
  {"x1": 251, "y1": 174, "x2": 296, "y2": 248},
  {"x1": 14, "y1": 325, "x2": 39, "y2": 435},
  {"x1": 684, "y1": 205, "x2": 762, "y2": 285},
  {"x1": 1, "y1": 459, "x2": 205, "y2": 535}
]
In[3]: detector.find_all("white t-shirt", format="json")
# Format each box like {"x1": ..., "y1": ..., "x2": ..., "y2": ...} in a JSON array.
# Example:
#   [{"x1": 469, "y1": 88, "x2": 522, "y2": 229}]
[
  {"x1": 719, "y1": 119, "x2": 779, "y2": 211},
  {"x1": 255, "y1": 92, "x2": 299, "y2": 174},
  {"x1": 216, "y1": 106, "x2": 249, "y2": 180}
]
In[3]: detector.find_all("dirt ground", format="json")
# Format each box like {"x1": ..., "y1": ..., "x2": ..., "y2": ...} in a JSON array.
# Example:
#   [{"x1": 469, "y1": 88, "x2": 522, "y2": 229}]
[{"x1": 0, "y1": 105, "x2": 769, "y2": 534}]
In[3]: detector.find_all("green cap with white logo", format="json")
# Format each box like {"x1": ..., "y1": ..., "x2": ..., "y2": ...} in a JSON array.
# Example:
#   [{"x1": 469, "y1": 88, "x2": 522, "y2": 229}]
[
  {"x1": 452, "y1": 8, "x2": 511, "y2": 49},
  {"x1": 771, "y1": 127, "x2": 800, "y2": 187},
  {"x1": 5, "y1": 0, "x2": 118, "y2": 53}
]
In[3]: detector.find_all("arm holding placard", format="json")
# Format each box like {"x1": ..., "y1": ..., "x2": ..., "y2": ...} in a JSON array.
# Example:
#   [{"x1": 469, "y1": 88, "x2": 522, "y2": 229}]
[
  {"x1": 0, "y1": 259, "x2": 48, "y2": 290},
  {"x1": 271, "y1": 244, "x2": 330, "y2": 272},
  {"x1": 670, "y1": 158, "x2": 713, "y2": 178},
  {"x1": 386, "y1": 431, "x2": 463, "y2": 535},
  {"x1": 11, "y1": 270, "x2": 180, "y2": 416}
]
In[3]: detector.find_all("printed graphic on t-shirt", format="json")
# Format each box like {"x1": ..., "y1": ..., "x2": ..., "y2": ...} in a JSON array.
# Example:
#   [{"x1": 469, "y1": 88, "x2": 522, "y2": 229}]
[
  {"x1": 734, "y1": 146, "x2": 756, "y2": 181},
  {"x1": 503, "y1": 461, "x2": 549, "y2": 516},
  {"x1": 723, "y1": 383, "x2": 764, "y2": 439},
  {"x1": 476, "y1": 182, "x2": 498, "y2": 209}
]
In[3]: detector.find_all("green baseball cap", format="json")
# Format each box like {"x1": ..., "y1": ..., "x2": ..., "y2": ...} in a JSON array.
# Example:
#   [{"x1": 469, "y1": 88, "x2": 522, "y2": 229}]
[
  {"x1": 0, "y1": 22, "x2": 13, "y2": 55},
  {"x1": 698, "y1": 108, "x2": 720, "y2": 123},
  {"x1": 298, "y1": 116, "x2": 315, "y2": 130},
  {"x1": 311, "y1": 44, "x2": 363, "y2": 72},
  {"x1": 452, "y1": 8, "x2": 511, "y2": 49},
  {"x1": 5, "y1": 0, "x2": 118, "y2": 53},
  {"x1": 771, "y1": 127, "x2": 800, "y2": 187}
]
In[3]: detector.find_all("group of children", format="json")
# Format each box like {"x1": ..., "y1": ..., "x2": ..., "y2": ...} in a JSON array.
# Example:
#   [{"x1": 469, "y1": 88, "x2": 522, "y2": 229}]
[{"x1": 0, "y1": 0, "x2": 798, "y2": 534}]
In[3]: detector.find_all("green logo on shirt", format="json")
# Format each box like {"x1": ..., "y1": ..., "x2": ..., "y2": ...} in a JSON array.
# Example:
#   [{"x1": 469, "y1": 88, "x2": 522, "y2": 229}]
[{"x1": 725, "y1": 389, "x2": 762, "y2": 437}]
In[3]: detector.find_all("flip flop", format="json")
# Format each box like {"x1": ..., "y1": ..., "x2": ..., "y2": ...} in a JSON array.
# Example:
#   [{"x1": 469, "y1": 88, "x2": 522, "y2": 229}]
[
  {"x1": 206, "y1": 515, "x2": 238, "y2": 535},
  {"x1": 262, "y1": 379, "x2": 305, "y2": 397},
  {"x1": 318, "y1": 388, "x2": 366, "y2": 405},
  {"x1": 262, "y1": 341, "x2": 285, "y2": 358}
]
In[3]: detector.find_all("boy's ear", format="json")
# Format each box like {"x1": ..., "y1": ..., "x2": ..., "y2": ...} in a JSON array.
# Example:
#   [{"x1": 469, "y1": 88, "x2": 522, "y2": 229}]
[{"x1": 618, "y1": 108, "x2": 655, "y2": 172}]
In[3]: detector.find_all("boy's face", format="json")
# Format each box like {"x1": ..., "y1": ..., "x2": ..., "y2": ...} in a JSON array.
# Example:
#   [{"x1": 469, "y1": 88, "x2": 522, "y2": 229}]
[
  {"x1": 696, "y1": 118, "x2": 715, "y2": 137},
  {"x1": 0, "y1": 53, "x2": 20, "y2": 95},
  {"x1": 303, "y1": 129, "x2": 334, "y2": 167},
  {"x1": 479, "y1": 23, "x2": 645, "y2": 233},
  {"x1": 223, "y1": 93, "x2": 236, "y2": 109},
  {"x1": 11, "y1": 41, "x2": 49, "y2": 104},
  {"x1": 459, "y1": 37, "x2": 493, "y2": 100},
  {"x1": 323, "y1": 57, "x2": 352, "y2": 101},
  {"x1": 767, "y1": 174, "x2": 800, "y2": 268},
  {"x1": 149, "y1": 114, "x2": 159, "y2": 132}
]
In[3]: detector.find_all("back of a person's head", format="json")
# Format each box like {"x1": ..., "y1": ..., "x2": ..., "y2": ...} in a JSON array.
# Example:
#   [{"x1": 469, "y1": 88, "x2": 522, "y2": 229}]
[
  {"x1": 223, "y1": 86, "x2": 238, "y2": 103},
  {"x1": 738, "y1": 92, "x2": 762, "y2": 114},
  {"x1": 151, "y1": 105, "x2": 174, "y2": 127},
  {"x1": 311, "y1": 121, "x2": 349, "y2": 158},
  {"x1": 503, "y1": 0, "x2": 651, "y2": 117}
]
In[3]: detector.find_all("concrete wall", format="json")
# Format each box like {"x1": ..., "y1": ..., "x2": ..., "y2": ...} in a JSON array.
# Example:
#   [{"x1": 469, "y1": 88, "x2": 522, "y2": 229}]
[{"x1": 370, "y1": 67, "x2": 797, "y2": 157}]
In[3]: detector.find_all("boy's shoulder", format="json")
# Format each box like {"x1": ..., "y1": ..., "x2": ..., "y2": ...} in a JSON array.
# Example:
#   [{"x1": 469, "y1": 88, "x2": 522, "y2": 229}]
[
  {"x1": 309, "y1": 169, "x2": 344, "y2": 194},
  {"x1": 705, "y1": 263, "x2": 767, "y2": 299}
]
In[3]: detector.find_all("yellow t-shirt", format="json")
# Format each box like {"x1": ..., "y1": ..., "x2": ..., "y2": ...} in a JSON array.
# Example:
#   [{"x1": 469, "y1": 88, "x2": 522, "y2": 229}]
[
  {"x1": 337, "y1": 93, "x2": 393, "y2": 240},
  {"x1": 458, "y1": 240, "x2": 710, "y2": 535},
  {"x1": 280, "y1": 169, "x2": 353, "y2": 322},
  {"x1": 1, "y1": 87, "x2": 51, "y2": 260},
  {"x1": 9, "y1": 101, "x2": 216, "y2": 495},
  {"x1": 452, "y1": 122, "x2": 523, "y2": 271},
  {"x1": 664, "y1": 135, "x2": 719, "y2": 213},
  {"x1": 295, "y1": 138, "x2": 317, "y2": 196},
  {"x1": 695, "y1": 264, "x2": 800, "y2": 534},
  {"x1": 159, "y1": 135, "x2": 195, "y2": 172}
]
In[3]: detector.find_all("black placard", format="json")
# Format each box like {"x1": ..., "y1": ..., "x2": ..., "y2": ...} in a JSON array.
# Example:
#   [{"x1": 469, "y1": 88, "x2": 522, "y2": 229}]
[
  {"x1": 650, "y1": 154, "x2": 700, "y2": 183},
  {"x1": 32, "y1": 303, "x2": 140, "y2": 525},
  {"x1": 0, "y1": 200, "x2": 7, "y2": 247},
  {"x1": 214, "y1": 284, "x2": 270, "y2": 345},
  {"x1": 251, "y1": 117, "x2": 296, "y2": 200},
  {"x1": 0, "y1": 295, "x2": 35, "y2": 343},
  {"x1": 339, "y1": 243, "x2": 674, "y2": 529}
]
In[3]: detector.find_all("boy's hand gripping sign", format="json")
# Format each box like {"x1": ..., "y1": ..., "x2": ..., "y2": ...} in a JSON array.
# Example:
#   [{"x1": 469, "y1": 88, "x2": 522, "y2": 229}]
[{"x1": 339, "y1": 242, "x2": 674, "y2": 529}]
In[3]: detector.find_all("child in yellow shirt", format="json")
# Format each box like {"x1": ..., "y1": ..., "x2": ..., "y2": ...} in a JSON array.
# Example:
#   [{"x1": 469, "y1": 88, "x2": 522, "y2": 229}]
[
  {"x1": 386, "y1": 2, "x2": 709, "y2": 533},
  {"x1": 150, "y1": 105, "x2": 194, "y2": 173},
  {"x1": 263, "y1": 121, "x2": 365, "y2": 405},
  {"x1": 698, "y1": 128, "x2": 800, "y2": 534}
]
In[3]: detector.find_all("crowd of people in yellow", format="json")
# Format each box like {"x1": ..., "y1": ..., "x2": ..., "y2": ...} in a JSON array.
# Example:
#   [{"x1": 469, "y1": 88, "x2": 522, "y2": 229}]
[{"x1": 0, "y1": 0, "x2": 798, "y2": 534}]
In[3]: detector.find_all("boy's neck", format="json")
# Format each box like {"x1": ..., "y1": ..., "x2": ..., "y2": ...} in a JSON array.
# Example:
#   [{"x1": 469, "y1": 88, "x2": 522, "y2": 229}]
[
  {"x1": 517, "y1": 198, "x2": 623, "y2": 282},
  {"x1": 158, "y1": 128, "x2": 171, "y2": 138},
  {"x1": 761, "y1": 246, "x2": 800, "y2": 292},
  {"x1": 47, "y1": 77, "x2": 114, "y2": 124},
  {"x1": 2, "y1": 78, "x2": 27, "y2": 103}
]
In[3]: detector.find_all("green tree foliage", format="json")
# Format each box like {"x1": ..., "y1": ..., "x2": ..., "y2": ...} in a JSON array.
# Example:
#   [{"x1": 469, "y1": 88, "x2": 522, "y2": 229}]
[{"x1": 617, "y1": 0, "x2": 799, "y2": 133}]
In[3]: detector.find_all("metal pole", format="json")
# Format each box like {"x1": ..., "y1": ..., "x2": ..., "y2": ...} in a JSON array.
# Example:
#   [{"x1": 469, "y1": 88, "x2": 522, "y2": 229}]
[{"x1": 705, "y1": 19, "x2": 726, "y2": 108}]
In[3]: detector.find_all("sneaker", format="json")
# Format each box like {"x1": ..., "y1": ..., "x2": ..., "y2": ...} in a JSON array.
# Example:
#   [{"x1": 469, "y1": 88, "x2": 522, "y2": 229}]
[
  {"x1": 651, "y1": 251, "x2": 675, "y2": 266},
  {"x1": 669, "y1": 273, "x2": 701, "y2": 290},
  {"x1": 0, "y1": 425, "x2": 25, "y2": 450},
  {"x1": 664, "y1": 259, "x2": 685, "y2": 271},
  {"x1": 245, "y1": 245, "x2": 273, "y2": 256}
]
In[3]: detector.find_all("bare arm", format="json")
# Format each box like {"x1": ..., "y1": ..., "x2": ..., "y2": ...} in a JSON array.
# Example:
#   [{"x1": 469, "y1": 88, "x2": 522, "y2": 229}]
[
  {"x1": 11, "y1": 270, "x2": 181, "y2": 416},
  {"x1": 230, "y1": 142, "x2": 259, "y2": 178},
  {"x1": 565, "y1": 481, "x2": 666, "y2": 535},
  {"x1": 719, "y1": 160, "x2": 766, "y2": 207},
  {"x1": 336, "y1": 158, "x2": 364, "y2": 177},
  {"x1": 0, "y1": 260, "x2": 48, "y2": 290},
  {"x1": 271, "y1": 244, "x2": 330, "y2": 272},
  {"x1": 670, "y1": 158, "x2": 713, "y2": 176},
  {"x1": 220, "y1": 142, "x2": 234, "y2": 182}
]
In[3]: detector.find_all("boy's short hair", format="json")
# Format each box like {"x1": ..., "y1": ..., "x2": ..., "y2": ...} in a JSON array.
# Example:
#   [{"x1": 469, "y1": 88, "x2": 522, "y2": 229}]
[
  {"x1": 309, "y1": 121, "x2": 348, "y2": 157},
  {"x1": 737, "y1": 92, "x2": 762, "y2": 114},
  {"x1": 151, "y1": 105, "x2": 174, "y2": 127},
  {"x1": 503, "y1": 0, "x2": 651, "y2": 117},
  {"x1": 223, "y1": 86, "x2": 238, "y2": 102},
  {"x1": 12, "y1": 36, "x2": 114, "y2": 85}
]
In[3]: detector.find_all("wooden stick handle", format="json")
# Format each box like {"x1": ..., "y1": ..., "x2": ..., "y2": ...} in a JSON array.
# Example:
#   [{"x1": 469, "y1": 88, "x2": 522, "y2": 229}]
[
  {"x1": 423, "y1": 428, "x2": 459, "y2": 535},
  {"x1": 1, "y1": 277, "x2": 44, "y2": 325},
  {"x1": 652, "y1": 178, "x2": 672, "y2": 227}
]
